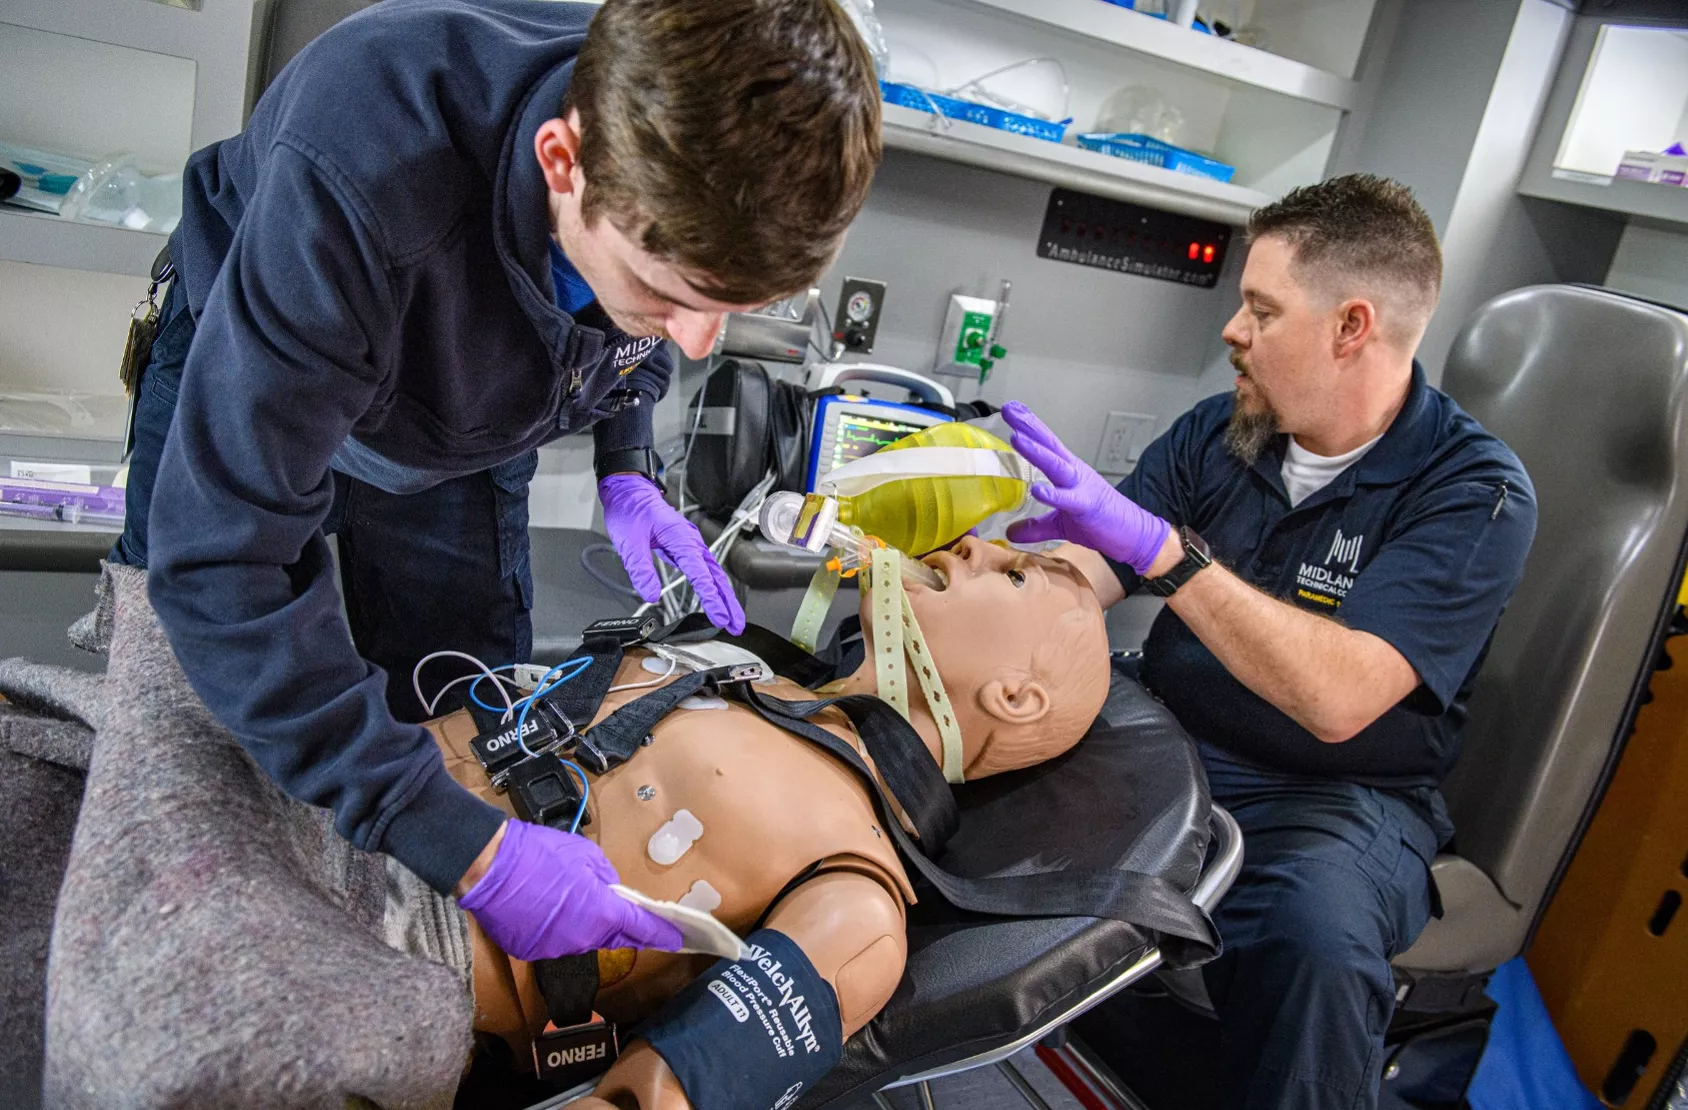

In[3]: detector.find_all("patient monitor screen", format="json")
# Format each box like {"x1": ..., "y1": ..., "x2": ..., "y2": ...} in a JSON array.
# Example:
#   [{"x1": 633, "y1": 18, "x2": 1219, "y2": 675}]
[
  {"x1": 834, "y1": 413, "x2": 927, "y2": 466},
  {"x1": 810, "y1": 407, "x2": 943, "y2": 491}
]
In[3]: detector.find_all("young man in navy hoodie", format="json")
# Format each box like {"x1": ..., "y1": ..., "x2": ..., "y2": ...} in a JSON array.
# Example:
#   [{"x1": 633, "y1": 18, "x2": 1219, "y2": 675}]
[{"x1": 114, "y1": 0, "x2": 882, "y2": 959}]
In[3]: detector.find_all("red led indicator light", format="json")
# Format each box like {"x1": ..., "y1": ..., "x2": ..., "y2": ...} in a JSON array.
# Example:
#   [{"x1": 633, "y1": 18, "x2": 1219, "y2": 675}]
[
  {"x1": 1203, "y1": 244, "x2": 1216, "y2": 263},
  {"x1": 1187, "y1": 242, "x2": 1200, "y2": 260}
]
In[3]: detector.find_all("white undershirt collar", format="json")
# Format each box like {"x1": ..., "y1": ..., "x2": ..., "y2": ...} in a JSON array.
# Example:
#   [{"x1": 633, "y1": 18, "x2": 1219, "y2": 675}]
[{"x1": 1280, "y1": 433, "x2": 1383, "y2": 507}]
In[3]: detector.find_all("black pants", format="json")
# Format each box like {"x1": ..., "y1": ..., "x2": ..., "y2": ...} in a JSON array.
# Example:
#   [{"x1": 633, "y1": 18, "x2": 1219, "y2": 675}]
[{"x1": 111, "y1": 278, "x2": 538, "y2": 721}]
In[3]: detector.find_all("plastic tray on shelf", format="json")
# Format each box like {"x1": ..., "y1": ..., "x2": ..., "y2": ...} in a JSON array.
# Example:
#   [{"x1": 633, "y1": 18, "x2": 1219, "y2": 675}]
[
  {"x1": 1075, "y1": 132, "x2": 1235, "y2": 182},
  {"x1": 879, "y1": 80, "x2": 1070, "y2": 144}
]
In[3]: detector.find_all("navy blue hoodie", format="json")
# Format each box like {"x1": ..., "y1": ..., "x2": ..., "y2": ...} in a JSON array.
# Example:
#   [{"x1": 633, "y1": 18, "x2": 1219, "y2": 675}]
[{"x1": 148, "y1": 0, "x2": 673, "y2": 892}]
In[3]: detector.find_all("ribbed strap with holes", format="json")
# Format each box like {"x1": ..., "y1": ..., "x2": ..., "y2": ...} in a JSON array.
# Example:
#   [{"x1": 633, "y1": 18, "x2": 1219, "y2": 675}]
[{"x1": 897, "y1": 585, "x2": 965, "y2": 783}]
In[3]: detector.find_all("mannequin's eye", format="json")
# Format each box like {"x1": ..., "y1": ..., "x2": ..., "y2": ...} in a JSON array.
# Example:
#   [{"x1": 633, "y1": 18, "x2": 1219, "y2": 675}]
[{"x1": 1007, "y1": 568, "x2": 1027, "y2": 588}]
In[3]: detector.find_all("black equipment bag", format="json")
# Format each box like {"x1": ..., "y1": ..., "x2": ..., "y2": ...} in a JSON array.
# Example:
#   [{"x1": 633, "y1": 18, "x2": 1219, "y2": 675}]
[{"x1": 683, "y1": 359, "x2": 808, "y2": 516}]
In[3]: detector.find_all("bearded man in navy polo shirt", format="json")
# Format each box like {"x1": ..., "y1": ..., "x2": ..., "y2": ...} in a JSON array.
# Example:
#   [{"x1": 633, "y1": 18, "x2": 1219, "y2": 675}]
[{"x1": 1002, "y1": 175, "x2": 1537, "y2": 1110}]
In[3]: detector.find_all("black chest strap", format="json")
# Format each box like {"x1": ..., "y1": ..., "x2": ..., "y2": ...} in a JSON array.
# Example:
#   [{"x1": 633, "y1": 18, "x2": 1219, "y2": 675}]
[
  {"x1": 733, "y1": 686, "x2": 1220, "y2": 970},
  {"x1": 573, "y1": 667, "x2": 733, "y2": 774}
]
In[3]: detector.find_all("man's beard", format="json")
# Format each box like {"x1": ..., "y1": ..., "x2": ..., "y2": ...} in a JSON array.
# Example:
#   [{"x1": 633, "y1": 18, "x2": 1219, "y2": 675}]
[{"x1": 1224, "y1": 353, "x2": 1280, "y2": 464}]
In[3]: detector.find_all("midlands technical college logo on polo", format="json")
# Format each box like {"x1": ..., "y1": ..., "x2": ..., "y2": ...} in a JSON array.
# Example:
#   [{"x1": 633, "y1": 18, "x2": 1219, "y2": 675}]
[
  {"x1": 610, "y1": 334, "x2": 663, "y2": 375},
  {"x1": 1295, "y1": 529, "x2": 1365, "y2": 608}
]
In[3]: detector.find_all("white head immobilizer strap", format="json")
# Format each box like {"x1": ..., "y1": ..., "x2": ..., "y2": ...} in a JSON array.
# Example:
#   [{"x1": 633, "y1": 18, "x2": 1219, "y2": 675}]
[{"x1": 870, "y1": 546, "x2": 966, "y2": 784}]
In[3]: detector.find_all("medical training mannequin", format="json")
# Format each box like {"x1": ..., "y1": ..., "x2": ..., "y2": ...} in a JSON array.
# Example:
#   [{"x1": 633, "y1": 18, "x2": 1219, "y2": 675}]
[{"x1": 424, "y1": 536, "x2": 1110, "y2": 1109}]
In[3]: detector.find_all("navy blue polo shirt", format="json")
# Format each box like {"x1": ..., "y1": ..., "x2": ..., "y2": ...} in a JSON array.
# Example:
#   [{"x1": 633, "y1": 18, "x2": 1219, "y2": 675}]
[{"x1": 1115, "y1": 363, "x2": 1536, "y2": 789}]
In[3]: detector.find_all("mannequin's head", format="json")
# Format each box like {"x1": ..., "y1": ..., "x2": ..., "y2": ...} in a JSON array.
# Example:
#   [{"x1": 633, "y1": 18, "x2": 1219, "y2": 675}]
[{"x1": 854, "y1": 536, "x2": 1111, "y2": 778}]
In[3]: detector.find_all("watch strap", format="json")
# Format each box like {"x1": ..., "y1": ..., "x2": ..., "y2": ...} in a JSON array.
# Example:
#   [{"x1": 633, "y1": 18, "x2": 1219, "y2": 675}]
[
  {"x1": 1144, "y1": 526, "x2": 1211, "y2": 598},
  {"x1": 594, "y1": 447, "x2": 661, "y2": 486}
]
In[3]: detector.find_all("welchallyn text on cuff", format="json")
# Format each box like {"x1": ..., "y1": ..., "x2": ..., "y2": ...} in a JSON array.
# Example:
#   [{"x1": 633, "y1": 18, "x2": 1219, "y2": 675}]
[{"x1": 638, "y1": 928, "x2": 842, "y2": 1110}]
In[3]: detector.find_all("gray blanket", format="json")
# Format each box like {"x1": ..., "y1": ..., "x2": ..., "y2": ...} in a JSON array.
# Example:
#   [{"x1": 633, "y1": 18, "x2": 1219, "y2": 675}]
[
  {"x1": 0, "y1": 673, "x2": 92, "y2": 1110},
  {"x1": 0, "y1": 565, "x2": 474, "y2": 1110}
]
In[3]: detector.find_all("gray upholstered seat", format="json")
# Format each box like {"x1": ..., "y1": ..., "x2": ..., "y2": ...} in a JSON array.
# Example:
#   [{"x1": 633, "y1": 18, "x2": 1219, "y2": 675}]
[{"x1": 1397, "y1": 284, "x2": 1688, "y2": 975}]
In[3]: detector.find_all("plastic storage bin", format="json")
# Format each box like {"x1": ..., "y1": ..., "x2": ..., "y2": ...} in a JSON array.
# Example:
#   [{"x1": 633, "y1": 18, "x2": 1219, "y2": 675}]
[
  {"x1": 1075, "y1": 132, "x2": 1236, "y2": 182},
  {"x1": 880, "y1": 80, "x2": 1069, "y2": 144}
]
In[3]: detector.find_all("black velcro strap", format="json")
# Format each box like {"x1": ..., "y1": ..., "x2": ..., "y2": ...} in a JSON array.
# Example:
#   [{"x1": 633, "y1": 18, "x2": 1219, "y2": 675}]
[
  {"x1": 736, "y1": 689, "x2": 1220, "y2": 969},
  {"x1": 721, "y1": 624, "x2": 837, "y2": 688},
  {"x1": 542, "y1": 647, "x2": 625, "y2": 730},
  {"x1": 652, "y1": 611, "x2": 725, "y2": 645},
  {"x1": 533, "y1": 953, "x2": 601, "y2": 1028},
  {"x1": 574, "y1": 670, "x2": 721, "y2": 773},
  {"x1": 747, "y1": 689, "x2": 959, "y2": 853}
]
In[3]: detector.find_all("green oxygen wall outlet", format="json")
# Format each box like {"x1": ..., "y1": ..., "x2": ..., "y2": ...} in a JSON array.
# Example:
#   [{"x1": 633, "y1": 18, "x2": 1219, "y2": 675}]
[
  {"x1": 954, "y1": 310, "x2": 993, "y2": 365},
  {"x1": 936, "y1": 294, "x2": 1001, "y2": 378}
]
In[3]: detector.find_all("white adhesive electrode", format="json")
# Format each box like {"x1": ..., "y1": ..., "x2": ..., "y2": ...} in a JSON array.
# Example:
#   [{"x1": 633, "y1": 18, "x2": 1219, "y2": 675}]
[
  {"x1": 648, "y1": 808, "x2": 704, "y2": 865},
  {"x1": 678, "y1": 879, "x2": 724, "y2": 913},
  {"x1": 678, "y1": 695, "x2": 728, "y2": 712}
]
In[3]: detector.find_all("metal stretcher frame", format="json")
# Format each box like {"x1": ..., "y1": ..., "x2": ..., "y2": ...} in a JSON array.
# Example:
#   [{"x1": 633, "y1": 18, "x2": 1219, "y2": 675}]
[{"x1": 530, "y1": 805, "x2": 1243, "y2": 1110}]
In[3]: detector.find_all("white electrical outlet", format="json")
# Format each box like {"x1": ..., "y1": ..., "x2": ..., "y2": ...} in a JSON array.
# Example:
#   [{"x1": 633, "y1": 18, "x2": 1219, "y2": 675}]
[{"x1": 1095, "y1": 412, "x2": 1157, "y2": 475}]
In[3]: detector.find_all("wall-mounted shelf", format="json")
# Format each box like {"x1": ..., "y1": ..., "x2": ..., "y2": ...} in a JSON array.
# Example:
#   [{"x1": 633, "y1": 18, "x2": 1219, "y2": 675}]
[
  {"x1": 0, "y1": 0, "x2": 257, "y2": 150},
  {"x1": 1519, "y1": 172, "x2": 1688, "y2": 233},
  {"x1": 881, "y1": 102, "x2": 1271, "y2": 225},
  {"x1": 0, "y1": 0, "x2": 256, "y2": 284},
  {"x1": 0, "y1": 207, "x2": 164, "y2": 278},
  {"x1": 942, "y1": 0, "x2": 1360, "y2": 111},
  {"x1": 1518, "y1": 16, "x2": 1688, "y2": 234}
]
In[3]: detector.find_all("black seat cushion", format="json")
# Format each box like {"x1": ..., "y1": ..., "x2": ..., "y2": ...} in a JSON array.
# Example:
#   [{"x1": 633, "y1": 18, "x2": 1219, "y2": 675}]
[{"x1": 800, "y1": 663, "x2": 1211, "y2": 1108}]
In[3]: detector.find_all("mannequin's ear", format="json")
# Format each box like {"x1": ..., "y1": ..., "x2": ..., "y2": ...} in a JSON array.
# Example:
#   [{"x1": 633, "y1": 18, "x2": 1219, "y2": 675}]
[
  {"x1": 978, "y1": 676, "x2": 1052, "y2": 726},
  {"x1": 534, "y1": 109, "x2": 585, "y2": 196}
]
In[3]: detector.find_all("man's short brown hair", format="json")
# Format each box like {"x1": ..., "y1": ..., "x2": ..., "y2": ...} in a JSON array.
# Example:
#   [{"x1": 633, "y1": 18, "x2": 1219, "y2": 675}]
[
  {"x1": 567, "y1": 0, "x2": 882, "y2": 306},
  {"x1": 1247, "y1": 174, "x2": 1443, "y2": 347}
]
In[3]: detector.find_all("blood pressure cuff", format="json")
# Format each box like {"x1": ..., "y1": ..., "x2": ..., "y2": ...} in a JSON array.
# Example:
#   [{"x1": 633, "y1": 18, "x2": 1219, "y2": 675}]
[{"x1": 638, "y1": 929, "x2": 842, "y2": 1110}]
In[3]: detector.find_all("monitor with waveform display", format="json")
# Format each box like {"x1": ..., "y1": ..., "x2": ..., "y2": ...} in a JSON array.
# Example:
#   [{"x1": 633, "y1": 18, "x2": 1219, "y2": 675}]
[{"x1": 805, "y1": 394, "x2": 949, "y2": 493}]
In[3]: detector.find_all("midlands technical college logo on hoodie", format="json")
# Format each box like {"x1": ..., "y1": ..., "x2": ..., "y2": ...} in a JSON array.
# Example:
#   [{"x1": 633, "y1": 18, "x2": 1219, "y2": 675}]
[
  {"x1": 1295, "y1": 529, "x2": 1364, "y2": 608},
  {"x1": 610, "y1": 334, "x2": 663, "y2": 375}
]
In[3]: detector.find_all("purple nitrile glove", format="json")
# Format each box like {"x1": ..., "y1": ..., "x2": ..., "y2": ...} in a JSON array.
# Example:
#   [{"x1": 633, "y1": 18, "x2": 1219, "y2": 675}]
[
  {"x1": 458, "y1": 820, "x2": 683, "y2": 960},
  {"x1": 1000, "y1": 400, "x2": 1173, "y2": 576},
  {"x1": 598, "y1": 473, "x2": 746, "y2": 634}
]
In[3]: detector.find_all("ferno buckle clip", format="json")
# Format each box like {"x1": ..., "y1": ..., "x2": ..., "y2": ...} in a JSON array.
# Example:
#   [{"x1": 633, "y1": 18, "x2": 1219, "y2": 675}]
[
  {"x1": 716, "y1": 663, "x2": 763, "y2": 688},
  {"x1": 580, "y1": 613, "x2": 661, "y2": 652},
  {"x1": 506, "y1": 750, "x2": 590, "y2": 831},
  {"x1": 572, "y1": 731, "x2": 614, "y2": 776},
  {"x1": 533, "y1": 1016, "x2": 619, "y2": 1088}
]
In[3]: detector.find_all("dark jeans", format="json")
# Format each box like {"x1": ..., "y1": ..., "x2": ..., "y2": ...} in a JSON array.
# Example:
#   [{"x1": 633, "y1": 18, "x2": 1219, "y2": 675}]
[
  {"x1": 111, "y1": 278, "x2": 537, "y2": 722},
  {"x1": 1078, "y1": 748, "x2": 1442, "y2": 1110}
]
